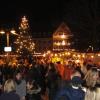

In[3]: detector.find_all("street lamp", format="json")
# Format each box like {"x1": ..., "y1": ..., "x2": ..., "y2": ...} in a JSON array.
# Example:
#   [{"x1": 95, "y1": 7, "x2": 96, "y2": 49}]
[
  {"x1": 0, "y1": 29, "x2": 18, "y2": 47},
  {"x1": 0, "y1": 29, "x2": 18, "y2": 63}
]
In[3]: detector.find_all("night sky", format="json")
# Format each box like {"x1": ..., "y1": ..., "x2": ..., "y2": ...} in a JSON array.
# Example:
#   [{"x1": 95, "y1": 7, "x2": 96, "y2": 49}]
[
  {"x1": 0, "y1": 0, "x2": 63, "y2": 32},
  {"x1": 0, "y1": 0, "x2": 100, "y2": 51},
  {"x1": 0, "y1": 0, "x2": 99, "y2": 32}
]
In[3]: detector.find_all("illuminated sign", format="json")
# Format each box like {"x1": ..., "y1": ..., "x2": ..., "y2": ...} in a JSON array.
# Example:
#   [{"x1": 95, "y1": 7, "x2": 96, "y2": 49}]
[{"x1": 4, "y1": 47, "x2": 12, "y2": 52}]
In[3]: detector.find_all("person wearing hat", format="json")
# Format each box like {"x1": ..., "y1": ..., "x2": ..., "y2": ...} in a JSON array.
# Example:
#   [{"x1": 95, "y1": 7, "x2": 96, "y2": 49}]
[{"x1": 54, "y1": 76, "x2": 85, "y2": 100}]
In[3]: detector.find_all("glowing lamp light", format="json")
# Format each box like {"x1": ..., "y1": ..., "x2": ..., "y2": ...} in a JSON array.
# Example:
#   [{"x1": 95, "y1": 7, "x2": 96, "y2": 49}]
[
  {"x1": 77, "y1": 55, "x2": 81, "y2": 58},
  {"x1": 57, "y1": 42, "x2": 60, "y2": 46},
  {"x1": 76, "y1": 60, "x2": 80, "y2": 63},
  {"x1": 68, "y1": 52, "x2": 71, "y2": 55},
  {"x1": 4, "y1": 47, "x2": 12, "y2": 52},
  {"x1": 73, "y1": 54, "x2": 76, "y2": 57},
  {"x1": 82, "y1": 55, "x2": 85, "y2": 58},
  {"x1": 43, "y1": 54, "x2": 46, "y2": 57},
  {"x1": 98, "y1": 54, "x2": 100, "y2": 56},
  {"x1": 91, "y1": 55, "x2": 94, "y2": 58},
  {"x1": 62, "y1": 40, "x2": 66, "y2": 45},
  {"x1": 0, "y1": 30, "x2": 5, "y2": 34},
  {"x1": 61, "y1": 34, "x2": 65, "y2": 38},
  {"x1": 55, "y1": 54, "x2": 57, "y2": 57},
  {"x1": 10, "y1": 29, "x2": 17, "y2": 35},
  {"x1": 47, "y1": 50, "x2": 51, "y2": 54},
  {"x1": 65, "y1": 52, "x2": 67, "y2": 55}
]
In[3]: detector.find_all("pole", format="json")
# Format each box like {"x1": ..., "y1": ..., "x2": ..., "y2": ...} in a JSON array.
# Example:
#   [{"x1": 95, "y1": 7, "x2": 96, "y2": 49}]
[
  {"x1": 7, "y1": 33, "x2": 9, "y2": 47},
  {"x1": 6, "y1": 33, "x2": 10, "y2": 64}
]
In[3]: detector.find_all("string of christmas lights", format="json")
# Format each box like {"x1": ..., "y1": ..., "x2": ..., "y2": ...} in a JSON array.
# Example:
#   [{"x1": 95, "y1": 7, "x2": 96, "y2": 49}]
[{"x1": 14, "y1": 16, "x2": 35, "y2": 55}]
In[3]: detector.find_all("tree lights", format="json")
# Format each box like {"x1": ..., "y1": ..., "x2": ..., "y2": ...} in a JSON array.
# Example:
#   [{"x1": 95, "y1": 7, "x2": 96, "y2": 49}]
[{"x1": 14, "y1": 16, "x2": 35, "y2": 55}]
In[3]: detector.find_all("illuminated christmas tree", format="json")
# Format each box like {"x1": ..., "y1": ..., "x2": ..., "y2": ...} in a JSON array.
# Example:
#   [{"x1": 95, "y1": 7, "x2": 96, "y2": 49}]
[{"x1": 14, "y1": 16, "x2": 35, "y2": 55}]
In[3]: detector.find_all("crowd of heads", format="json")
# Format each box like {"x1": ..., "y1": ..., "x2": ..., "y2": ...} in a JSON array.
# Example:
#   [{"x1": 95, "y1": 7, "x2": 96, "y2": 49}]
[{"x1": 0, "y1": 56, "x2": 100, "y2": 100}]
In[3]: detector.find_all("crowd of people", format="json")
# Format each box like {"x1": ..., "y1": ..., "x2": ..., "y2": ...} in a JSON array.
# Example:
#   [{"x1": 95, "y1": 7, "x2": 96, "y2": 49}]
[{"x1": 0, "y1": 56, "x2": 100, "y2": 100}]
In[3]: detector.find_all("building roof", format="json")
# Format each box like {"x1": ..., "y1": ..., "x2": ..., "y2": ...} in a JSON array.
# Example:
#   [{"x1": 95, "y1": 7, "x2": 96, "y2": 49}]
[
  {"x1": 32, "y1": 22, "x2": 72, "y2": 38},
  {"x1": 53, "y1": 22, "x2": 72, "y2": 36}
]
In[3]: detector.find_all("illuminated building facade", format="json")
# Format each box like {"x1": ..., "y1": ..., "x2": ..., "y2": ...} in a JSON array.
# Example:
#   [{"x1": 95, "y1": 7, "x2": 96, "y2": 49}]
[
  {"x1": 53, "y1": 22, "x2": 73, "y2": 52},
  {"x1": 32, "y1": 22, "x2": 73, "y2": 53}
]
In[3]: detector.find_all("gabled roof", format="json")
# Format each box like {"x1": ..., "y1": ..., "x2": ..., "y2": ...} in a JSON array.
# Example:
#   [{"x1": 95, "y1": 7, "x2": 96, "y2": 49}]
[{"x1": 53, "y1": 22, "x2": 72, "y2": 36}]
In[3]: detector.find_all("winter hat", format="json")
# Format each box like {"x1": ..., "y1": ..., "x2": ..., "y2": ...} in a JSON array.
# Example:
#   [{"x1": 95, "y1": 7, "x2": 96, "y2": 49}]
[{"x1": 71, "y1": 76, "x2": 83, "y2": 84}]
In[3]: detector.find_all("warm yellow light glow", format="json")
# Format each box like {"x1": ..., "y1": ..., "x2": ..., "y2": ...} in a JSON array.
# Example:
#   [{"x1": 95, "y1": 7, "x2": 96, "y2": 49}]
[
  {"x1": 68, "y1": 52, "x2": 71, "y2": 55},
  {"x1": 61, "y1": 34, "x2": 66, "y2": 38},
  {"x1": 14, "y1": 16, "x2": 35, "y2": 54},
  {"x1": 77, "y1": 55, "x2": 81, "y2": 58},
  {"x1": 55, "y1": 54, "x2": 57, "y2": 56},
  {"x1": 50, "y1": 53, "x2": 53, "y2": 57},
  {"x1": 59, "y1": 54, "x2": 62, "y2": 57},
  {"x1": 62, "y1": 54, "x2": 64, "y2": 56},
  {"x1": 57, "y1": 42, "x2": 60, "y2": 46},
  {"x1": 76, "y1": 60, "x2": 80, "y2": 63},
  {"x1": 43, "y1": 54, "x2": 46, "y2": 57},
  {"x1": 0, "y1": 30, "x2": 5, "y2": 34},
  {"x1": 98, "y1": 54, "x2": 100, "y2": 56},
  {"x1": 47, "y1": 50, "x2": 51, "y2": 54},
  {"x1": 82, "y1": 54, "x2": 85, "y2": 58},
  {"x1": 65, "y1": 52, "x2": 67, "y2": 55},
  {"x1": 10, "y1": 29, "x2": 17, "y2": 35},
  {"x1": 91, "y1": 55, "x2": 94, "y2": 58},
  {"x1": 73, "y1": 54, "x2": 76, "y2": 57},
  {"x1": 62, "y1": 40, "x2": 66, "y2": 45}
]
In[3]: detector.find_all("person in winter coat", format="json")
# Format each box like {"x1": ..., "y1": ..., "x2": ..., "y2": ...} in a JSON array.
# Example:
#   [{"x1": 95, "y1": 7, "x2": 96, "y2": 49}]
[
  {"x1": 26, "y1": 80, "x2": 41, "y2": 100},
  {"x1": 0, "y1": 70, "x2": 3, "y2": 95},
  {"x1": 54, "y1": 76, "x2": 85, "y2": 100},
  {"x1": 14, "y1": 70, "x2": 26, "y2": 100},
  {"x1": 84, "y1": 67, "x2": 100, "y2": 100},
  {"x1": 0, "y1": 79, "x2": 20, "y2": 100}
]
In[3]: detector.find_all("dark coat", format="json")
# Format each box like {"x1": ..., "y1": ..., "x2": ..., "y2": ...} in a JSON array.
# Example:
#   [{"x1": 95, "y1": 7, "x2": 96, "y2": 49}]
[
  {"x1": 0, "y1": 91, "x2": 20, "y2": 100},
  {"x1": 54, "y1": 87, "x2": 85, "y2": 100}
]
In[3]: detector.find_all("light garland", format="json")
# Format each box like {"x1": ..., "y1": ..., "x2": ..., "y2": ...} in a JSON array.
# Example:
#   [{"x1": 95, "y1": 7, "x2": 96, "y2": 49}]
[{"x1": 14, "y1": 16, "x2": 35, "y2": 55}]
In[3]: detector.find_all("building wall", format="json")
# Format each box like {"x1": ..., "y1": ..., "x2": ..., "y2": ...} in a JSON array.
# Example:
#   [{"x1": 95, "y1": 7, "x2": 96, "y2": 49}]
[
  {"x1": 33, "y1": 38, "x2": 53, "y2": 53},
  {"x1": 53, "y1": 22, "x2": 73, "y2": 52}
]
